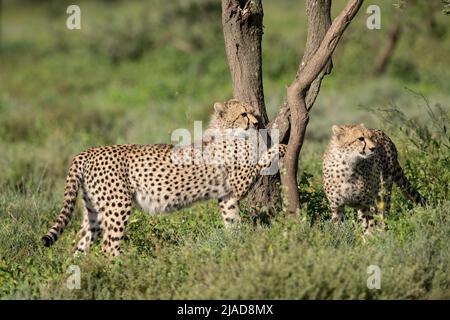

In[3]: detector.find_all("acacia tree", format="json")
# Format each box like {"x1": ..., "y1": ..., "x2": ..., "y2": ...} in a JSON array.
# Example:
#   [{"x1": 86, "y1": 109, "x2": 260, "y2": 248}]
[{"x1": 221, "y1": 0, "x2": 364, "y2": 215}]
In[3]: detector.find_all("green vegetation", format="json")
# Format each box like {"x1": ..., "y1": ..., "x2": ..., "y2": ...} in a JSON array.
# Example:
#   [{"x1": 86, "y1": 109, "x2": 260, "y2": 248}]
[{"x1": 0, "y1": 0, "x2": 449, "y2": 299}]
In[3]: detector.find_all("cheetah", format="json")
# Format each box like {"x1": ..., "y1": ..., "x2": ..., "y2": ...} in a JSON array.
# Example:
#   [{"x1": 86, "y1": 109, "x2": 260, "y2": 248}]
[
  {"x1": 42, "y1": 99, "x2": 286, "y2": 256},
  {"x1": 322, "y1": 123, "x2": 426, "y2": 233}
]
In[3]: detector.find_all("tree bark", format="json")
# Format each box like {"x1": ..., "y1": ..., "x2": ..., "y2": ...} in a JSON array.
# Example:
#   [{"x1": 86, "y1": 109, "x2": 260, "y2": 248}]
[
  {"x1": 221, "y1": 0, "x2": 267, "y2": 122},
  {"x1": 221, "y1": 0, "x2": 363, "y2": 217},
  {"x1": 265, "y1": 0, "x2": 333, "y2": 217},
  {"x1": 268, "y1": 0, "x2": 333, "y2": 143},
  {"x1": 282, "y1": 0, "x2": 364, "y2": 214},
  {"x1": 222, "y1": 0, "x2": 282, "y2": 218}
]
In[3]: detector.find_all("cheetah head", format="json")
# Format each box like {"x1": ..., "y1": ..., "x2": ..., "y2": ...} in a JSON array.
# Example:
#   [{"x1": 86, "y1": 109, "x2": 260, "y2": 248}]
[
  {"x1": 209, "y1": 99, "x2": 260, "y2": 131},
  {"x1": 331, "y1": 123, "x2": 377, "y2": 159}
]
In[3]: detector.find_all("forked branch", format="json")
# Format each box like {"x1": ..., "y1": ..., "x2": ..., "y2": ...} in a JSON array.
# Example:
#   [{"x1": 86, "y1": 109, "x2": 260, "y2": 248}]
[{"x1": 282, "y1": 0, "x2": 364, "y2": 214}]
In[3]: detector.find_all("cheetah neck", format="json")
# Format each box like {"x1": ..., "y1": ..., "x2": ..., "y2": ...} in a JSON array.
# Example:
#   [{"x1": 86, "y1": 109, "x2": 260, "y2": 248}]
[
  {"x1": 207, "y1": 113, "x2": 224, "y2": 131},
  {"x1": 327, "y1": 145, "x2": 365, "y2": 170}
]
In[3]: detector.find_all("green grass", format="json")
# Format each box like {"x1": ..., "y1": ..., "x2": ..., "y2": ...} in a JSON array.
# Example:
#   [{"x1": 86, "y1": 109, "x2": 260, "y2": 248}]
[{"x1": 0, "y1": 0, "x2": 449, "y2": 299}]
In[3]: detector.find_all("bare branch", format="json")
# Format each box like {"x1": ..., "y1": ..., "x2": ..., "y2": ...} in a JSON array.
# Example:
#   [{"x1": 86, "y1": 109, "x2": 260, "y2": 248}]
[
  {"x1": 295, "y1": 0, "x2": 363, "y2": 91},
  {"x1": 282, "y1": 0, "x2": 364, "y2": 214}
]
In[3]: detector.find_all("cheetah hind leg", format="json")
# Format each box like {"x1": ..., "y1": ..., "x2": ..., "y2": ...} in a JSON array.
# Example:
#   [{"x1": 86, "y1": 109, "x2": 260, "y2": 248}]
[
  {"x1": 376, "y1": 174, "x2": 393, "y2": 229},
  {"x1": 331, "y1": 205, "x2": 344, "y2": 223},
  {"x1": 73, "y1": 195, "x2": 102, "y2": 256},
  {"x1": 100, "y1": 200, "x2": 132, "y2": 258},
  {"x1": 218, "y1": 194, "x2": 241, "y2": 229},
  {"x1": 358, "y1": 207, "x2": 375, "y2": 236}
]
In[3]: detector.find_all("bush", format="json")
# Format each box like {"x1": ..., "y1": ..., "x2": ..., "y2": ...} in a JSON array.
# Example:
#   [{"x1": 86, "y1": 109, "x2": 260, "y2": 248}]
[
  {"x1": 367, "y1": 90, "x2": 449, "y2": 205},
  {"x1": 88, "y1": 14, "x2": 155, "y2": 64},
  {"x1": 390, "y1": 58, "x2": 421, "y2": 83}
]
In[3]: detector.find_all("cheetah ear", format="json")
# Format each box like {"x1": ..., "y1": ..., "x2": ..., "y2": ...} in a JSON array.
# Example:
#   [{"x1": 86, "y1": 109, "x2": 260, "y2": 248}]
[
  {"x1": 214, "y1": 102, "x2": 226, "y2": 115},
  {"x1": 359, "y1": 123, "x2": 365, "y2": 128},
  {"x1": 332, "y1": 125, "x2": 343, "y2": 136}
]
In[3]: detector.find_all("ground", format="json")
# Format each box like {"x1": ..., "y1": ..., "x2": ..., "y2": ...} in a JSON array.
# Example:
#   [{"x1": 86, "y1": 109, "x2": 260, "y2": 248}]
[{"x1": 0, "y1": 0, "x2": 449, "y2": 299}]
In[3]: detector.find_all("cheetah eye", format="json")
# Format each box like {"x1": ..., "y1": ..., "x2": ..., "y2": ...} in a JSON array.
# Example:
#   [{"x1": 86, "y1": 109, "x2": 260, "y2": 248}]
[
  {"x1": 241, "y1": 112, "x2": 247, "y2": 117},
  {"x1": 358, "y1": 137, "x2": 365, "y2": 141}
]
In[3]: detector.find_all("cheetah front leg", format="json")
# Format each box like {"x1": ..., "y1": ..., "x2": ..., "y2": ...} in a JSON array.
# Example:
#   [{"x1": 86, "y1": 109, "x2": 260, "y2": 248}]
[
  {"x1": 257, "y1": 144, "x2": 286, "y2": 175},
  {"x1": 218, "y1": 194, "x2": 241, "y2": 229},
  {"x1": 227, "y1": 144, "x2": 286, "y2": 199},
  {"x1": 218, "y1": 144, "x2": 286, "y2": 229}
]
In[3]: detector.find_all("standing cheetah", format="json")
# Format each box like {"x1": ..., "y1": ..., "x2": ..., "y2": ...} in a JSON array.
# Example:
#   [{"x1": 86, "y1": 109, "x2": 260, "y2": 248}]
[
  {"x1": 322, "y1": 123, "x2": 426, "y2": 233},
  {"x1": 42, "y1": 99, "x2": 286, "y2": 256}
]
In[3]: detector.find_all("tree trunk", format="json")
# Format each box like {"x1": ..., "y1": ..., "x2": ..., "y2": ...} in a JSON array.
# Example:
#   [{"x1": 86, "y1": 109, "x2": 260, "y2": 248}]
[
  {"x1": 373, "y1": 11, "x2": 402, "y2": 76},
  {"x1": 221, "y1": 0, "x2": 281, "y2": 219},
  {"x1": 221, "y1": 0, "x2": 267, "y2": 122},
  {"x1": 221, "y1": 0, "x2": 363, "y2": 217},
  {"x1": 260, "y1": 0, "x2": 334, "y2": 216},
  {"x1": 282, "y1": 0, "x2": 364, "y2": 214}
]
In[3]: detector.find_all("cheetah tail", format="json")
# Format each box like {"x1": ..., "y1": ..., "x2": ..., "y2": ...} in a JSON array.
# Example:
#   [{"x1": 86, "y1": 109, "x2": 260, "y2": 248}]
[
  {"x1": 393, "y1": 166, "x2": 427, "y2": 206},
  {"x1": 42, "y1": 158, "x2": 83, "y2": 247}
]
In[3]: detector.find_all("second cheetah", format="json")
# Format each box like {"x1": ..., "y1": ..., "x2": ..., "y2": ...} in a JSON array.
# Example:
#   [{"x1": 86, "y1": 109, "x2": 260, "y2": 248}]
[
  {"x1": 322, "y1": 123, "x2": 426, "y2": 233},
  {"x1": 42, "y1": 99, "x2": 286, "y2": 256}
]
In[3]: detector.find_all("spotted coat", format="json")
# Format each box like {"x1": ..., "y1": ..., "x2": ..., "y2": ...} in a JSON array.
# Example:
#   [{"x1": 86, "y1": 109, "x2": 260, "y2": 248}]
[
  {"x1": 42, "y1": 100, "x2": 286, "y2": 256},
  {"x1": 322, "y1": 124, "x2": 426, "y2": 233}
]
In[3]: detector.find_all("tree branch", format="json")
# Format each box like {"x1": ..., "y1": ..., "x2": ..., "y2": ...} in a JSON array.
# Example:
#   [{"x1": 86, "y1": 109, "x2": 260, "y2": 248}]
[
  {"x1": 295, "y1": 0, "x2": 363, "y2": 90},
  {"x1": 282, "y1": 0, "x2": 364, "y2": 214},
  {"x1": 373, "y1": 10, "x2": 402, "y2": 76}
]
